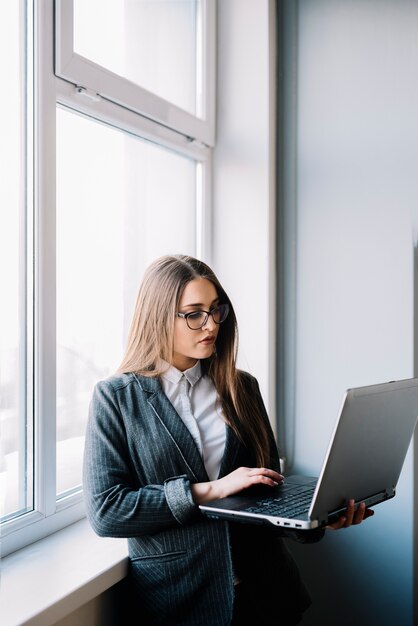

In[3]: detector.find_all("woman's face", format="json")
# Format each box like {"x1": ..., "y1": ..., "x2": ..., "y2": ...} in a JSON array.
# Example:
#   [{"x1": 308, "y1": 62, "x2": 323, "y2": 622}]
[{"x1": 172, "y1": 278, "x2": 220, "y2": 371}]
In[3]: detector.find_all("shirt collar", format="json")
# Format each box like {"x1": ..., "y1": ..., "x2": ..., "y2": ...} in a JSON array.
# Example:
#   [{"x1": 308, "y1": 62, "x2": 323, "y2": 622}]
[{"x1": 160, "y1": 360, "x2": 202, "y2": 387}]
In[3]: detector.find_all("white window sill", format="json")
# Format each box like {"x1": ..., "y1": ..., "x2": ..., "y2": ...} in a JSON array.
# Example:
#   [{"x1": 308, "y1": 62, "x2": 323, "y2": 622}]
[{"x1": 1, "y1": 518, "x2": 129, "y2": 626}]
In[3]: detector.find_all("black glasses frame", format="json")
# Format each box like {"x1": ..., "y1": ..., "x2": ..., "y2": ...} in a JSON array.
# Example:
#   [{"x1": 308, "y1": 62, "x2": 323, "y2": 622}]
[{"x1": 176, "y1": 303, "x2": 230, "y2": 330}]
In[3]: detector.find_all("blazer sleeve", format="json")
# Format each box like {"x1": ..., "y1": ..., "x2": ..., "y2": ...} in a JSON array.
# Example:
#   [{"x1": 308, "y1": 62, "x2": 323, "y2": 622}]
[{"x1": 83, "y1": 380, "x2": 199, "y2": 538}]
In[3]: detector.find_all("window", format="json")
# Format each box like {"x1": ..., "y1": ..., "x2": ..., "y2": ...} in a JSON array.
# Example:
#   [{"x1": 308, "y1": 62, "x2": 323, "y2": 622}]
[
  {"x1": 56, "y1": 108, "x2": 197, "y2": 497},
  {"x1": 1, "y1": 0, "x2": 215, "y2": 557},
  {"x1": 0, "y1": 0, "x2": 34, "y2": 524},
  {"x1": 73, "y1": 0, "x2": 201, "y2": 116},
  {"x1": 55, "y1": 0, "x2": 215, "y2": 145}
]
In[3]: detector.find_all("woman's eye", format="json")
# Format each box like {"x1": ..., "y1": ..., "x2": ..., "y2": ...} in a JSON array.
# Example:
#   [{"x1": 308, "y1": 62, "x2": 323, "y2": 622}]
[{"x1": 188, "y1": 311, "x2": 204, "y2": 320}]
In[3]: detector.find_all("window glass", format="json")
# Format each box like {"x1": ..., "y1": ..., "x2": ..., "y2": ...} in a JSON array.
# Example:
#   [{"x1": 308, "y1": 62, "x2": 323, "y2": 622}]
[
  {"x1": 0, "y1": 1, "x2": 33, "y2": 521},
  {"x1": 73, "y1": 0, "x2": 201, "y2": 116},
  {"x1": 56, "y1": 107, "x2": 196, "y2": 497}
]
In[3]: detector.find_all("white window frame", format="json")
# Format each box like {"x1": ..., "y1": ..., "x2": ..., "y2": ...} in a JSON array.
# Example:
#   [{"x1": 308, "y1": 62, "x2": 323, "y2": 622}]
[
  {"x1": 54, "y1": 0, "x2": 216, "y2": 147},
  {"x1": 2, "y1": 0, "x2": 214, "y2": 558}
]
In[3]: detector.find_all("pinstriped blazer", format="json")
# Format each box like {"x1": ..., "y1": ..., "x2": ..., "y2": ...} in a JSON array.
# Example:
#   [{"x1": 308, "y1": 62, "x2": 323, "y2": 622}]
[{"x1": 83, "y1": 371, "x2": 323, "y2": 626}]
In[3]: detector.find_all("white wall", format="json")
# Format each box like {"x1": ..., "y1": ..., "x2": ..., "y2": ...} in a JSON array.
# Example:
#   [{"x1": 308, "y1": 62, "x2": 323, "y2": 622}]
[
  {"x1": 213, "y1": 0, "x2": 276, "y2": 420},
  {"x1": 284, "y1": 1, "x2": 418, "y2": 624}
]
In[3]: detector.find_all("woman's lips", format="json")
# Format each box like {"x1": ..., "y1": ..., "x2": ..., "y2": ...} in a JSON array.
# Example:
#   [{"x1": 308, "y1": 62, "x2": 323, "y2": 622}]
[{"x1": 199, "y1": 336, "x2": 215, "y2": 345}]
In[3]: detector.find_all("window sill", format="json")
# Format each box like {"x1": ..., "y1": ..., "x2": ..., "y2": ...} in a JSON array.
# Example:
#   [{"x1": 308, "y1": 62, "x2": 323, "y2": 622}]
[{"x1": 1, "y1": 518, "x2": 129, "y2": 626}]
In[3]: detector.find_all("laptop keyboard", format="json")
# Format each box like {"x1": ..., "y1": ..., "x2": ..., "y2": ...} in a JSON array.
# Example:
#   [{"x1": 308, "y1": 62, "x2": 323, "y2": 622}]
[{"x1": 243, "y1": 485, "x2": 316, "y2": 518}]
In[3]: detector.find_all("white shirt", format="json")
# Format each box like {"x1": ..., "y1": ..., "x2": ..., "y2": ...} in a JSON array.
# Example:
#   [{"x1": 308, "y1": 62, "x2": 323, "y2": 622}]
[{"x1": 160, "y1": 361, "x2": 226, "y2": 481}]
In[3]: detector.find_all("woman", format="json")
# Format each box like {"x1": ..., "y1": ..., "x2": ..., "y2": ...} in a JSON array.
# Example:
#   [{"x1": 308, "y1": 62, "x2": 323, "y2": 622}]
[{"x1": 83, "y1": 254, "x2": 372, "y2": 626}]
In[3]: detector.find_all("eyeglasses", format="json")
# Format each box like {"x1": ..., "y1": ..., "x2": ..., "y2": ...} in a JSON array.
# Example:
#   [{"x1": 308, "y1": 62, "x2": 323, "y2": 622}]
[{"x1": 176, "y1": 303, "x2": 230, "y2": 330}]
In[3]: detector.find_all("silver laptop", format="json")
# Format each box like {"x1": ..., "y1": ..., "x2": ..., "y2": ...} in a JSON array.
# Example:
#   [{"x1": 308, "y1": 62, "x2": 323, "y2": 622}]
[{"x1": 199, "y1": 377, "x2": 418, "y2": 530}]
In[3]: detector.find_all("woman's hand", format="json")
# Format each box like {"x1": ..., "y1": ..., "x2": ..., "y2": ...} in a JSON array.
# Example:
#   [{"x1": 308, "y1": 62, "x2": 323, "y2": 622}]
[
  {"x1": 191, "y1": 466, "x2": 284, "y2": 504},
  {"x1": 326, "y1": 499, "x2": 374, "y2": 530}
]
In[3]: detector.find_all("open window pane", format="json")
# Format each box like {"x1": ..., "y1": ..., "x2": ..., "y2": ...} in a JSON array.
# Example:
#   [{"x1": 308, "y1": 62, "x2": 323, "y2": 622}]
[
  {"x1": 73, "y1": 0, "x2": 201, "y2": 116},
  {"x1": 0, "y1": 1, "x2": 33, "y2": 522},
  {"x1": 56, "y1": 107, "x2": 196, "y2": 497}
]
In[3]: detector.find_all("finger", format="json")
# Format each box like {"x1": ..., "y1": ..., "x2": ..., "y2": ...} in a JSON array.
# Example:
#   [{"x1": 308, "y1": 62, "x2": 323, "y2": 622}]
[
  {"x1": 247, "y1": 467, "x2": 277, "y2": 476},
  {"x1": 248, "y1": 468, "x2": 284, "y2": 482},
  {"x1": 326, "y1": 516, "x2": 347, "y2": 530},
  {"x1": 358, "y1": 507, "x2": 374, "y2": 522},
  {"x1": 252, "y1": 473, "x2": 281, "y2": 487},
  {"x1": 352, "y1": 502, "x2": 366, "y2": 525},
  {"x1": 343, "y1": 499, "x2": 355, "y2": 526},
  {"x1": 327, "y1": 504, "x2": 375, "y2": 530},
  {"x1": 266, "y1": 471, "x2": 284, "y2": 484},
  {"x1": 329, "y1": 500, "x2": 354, "y2": 529}
]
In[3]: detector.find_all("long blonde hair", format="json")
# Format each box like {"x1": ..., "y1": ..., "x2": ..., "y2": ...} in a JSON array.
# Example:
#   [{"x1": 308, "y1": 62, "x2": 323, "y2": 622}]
[{"x1": 118, "y1": 254, "x2": 270, "y2": 466}]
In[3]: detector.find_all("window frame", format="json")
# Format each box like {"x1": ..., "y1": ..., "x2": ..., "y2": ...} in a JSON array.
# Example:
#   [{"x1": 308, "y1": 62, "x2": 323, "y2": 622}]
[
  {"x1": 2, "y1": 0, "x2": 214, "y2": 558},
  {"x1": 54, "y1": 0, "x2": 216, "y2": 147}
]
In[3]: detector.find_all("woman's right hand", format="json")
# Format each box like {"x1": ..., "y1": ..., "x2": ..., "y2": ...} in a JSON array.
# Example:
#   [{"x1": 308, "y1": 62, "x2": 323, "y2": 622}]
[{"x1": 191, "y1": 466, "x2": 284, "y2": 504}]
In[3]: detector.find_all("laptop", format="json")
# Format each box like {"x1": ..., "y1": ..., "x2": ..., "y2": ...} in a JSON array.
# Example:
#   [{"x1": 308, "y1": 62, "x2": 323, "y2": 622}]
[{"x1": 199, "y1": 377, "x2": 418, "y2": 530}]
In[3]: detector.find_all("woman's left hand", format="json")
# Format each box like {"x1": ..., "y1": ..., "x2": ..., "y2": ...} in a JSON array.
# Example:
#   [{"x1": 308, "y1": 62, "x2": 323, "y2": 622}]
[{"x1": 326, "y1": 499, "x2": 374, "y2": 530}]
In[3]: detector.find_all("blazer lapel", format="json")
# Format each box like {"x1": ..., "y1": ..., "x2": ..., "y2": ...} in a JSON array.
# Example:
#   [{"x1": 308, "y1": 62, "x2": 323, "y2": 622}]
[
  {"x1": 218, "y1": 424, "x2": 240, "y2": 479},
  {"x1": 134, "y1": 374, "x2": 209, "y2": 483}
]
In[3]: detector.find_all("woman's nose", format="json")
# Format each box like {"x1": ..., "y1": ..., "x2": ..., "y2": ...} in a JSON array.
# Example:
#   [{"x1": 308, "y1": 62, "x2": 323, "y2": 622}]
[{"x1": 202, "y1": 313, "x2": 217, "y2": 331}]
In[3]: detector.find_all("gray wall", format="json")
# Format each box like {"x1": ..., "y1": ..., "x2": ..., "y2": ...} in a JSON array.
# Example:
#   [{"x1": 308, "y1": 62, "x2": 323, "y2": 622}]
[{"x1": 279, "y1": 1, "x2": 418, "y2": 625}]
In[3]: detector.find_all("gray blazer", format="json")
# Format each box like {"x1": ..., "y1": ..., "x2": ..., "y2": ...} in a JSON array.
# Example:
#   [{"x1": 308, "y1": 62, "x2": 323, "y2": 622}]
[{"x1": 83, "y1": 371, "x2": 323, "y2": 626}]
